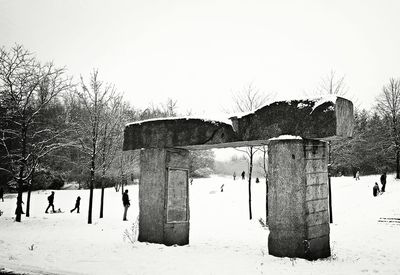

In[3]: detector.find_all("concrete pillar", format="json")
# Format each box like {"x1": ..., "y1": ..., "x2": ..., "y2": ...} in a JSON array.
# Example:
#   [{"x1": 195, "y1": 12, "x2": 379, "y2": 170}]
[
  {"x1": 138, "y1": 148, "x2": 190, "y2": 246},
  {"x1": 268, "y1": 139, "x2": 331, "y2": 260}
]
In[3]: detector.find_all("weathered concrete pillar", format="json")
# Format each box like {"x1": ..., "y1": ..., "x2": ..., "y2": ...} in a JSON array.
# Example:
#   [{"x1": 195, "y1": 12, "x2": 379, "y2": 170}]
[
  {"x1": 138, "y1": 148, "x2": 190, "y2": 246},
  {"x1": 268, "y1": 139, "x2": 331, "y2": 260}
]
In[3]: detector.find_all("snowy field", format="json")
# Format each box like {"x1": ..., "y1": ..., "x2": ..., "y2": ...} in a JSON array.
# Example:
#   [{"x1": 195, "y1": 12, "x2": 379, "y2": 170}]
[{"x1": 0, "y1": 174, "x2": 400, "y2": 275}]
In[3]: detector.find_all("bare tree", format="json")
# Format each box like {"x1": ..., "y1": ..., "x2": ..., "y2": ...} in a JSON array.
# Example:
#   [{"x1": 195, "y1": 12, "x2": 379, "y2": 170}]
[
  {"x1": 230, "y1": 84, "x2": 273, "y2": 220},
  {"x1": 232, "y1": 84, "x2": 272, "y2": 113},
  {"x1": 98, "y1": 93, "x2": 123, "y2": 218},
  {"x1": 0, "y1": 45, "x2": 72, "y2": 222},
  {"x1": 162, "y1": 98, "x2": 178, "y2": 117},
  {"x1": 256, "y1": 146, "x2": 268, "y2": 223},
  {"x1": 71, "y1": 69, "x2": 120, "y2": 224},
  {"x1": 316, "y1": 70, "x2": 348, "y2": 96},
  {"x1": 376, "y1": 78, "x2": 400, "y2": 178}
]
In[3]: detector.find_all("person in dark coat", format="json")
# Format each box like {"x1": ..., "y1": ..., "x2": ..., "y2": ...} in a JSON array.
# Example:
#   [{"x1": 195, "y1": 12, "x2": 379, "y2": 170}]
[
  {"x1": 241, "y1": 171, "x2": 245, "y2": 180},
  {"x1": 70, "y1": 196, "x2": 81, "y2": 213},
  {"x1": 15, "y1": 196, "x2": 24, "y2": 215},
  {"x1": 373, "y1": 182, "x2": 380, "y2": 197},
  {"x1": 45, "y1": 191, "x2": 55, "y2": 213},
  {"x1": 0, "y1": 187, "x2": 4, "y2": 202},
  {"x1": 380, "y1": 172, "x2": 387, "y2": 192},
  {"x1": 122, "y1": 189, "x2": 130, "y2": 221}
]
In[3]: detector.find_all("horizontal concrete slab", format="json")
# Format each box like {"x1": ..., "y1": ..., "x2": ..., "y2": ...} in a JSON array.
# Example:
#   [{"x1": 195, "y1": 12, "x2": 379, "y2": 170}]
[{"x1": 123, "y1": 97, "x2": 354, "y2": 150}]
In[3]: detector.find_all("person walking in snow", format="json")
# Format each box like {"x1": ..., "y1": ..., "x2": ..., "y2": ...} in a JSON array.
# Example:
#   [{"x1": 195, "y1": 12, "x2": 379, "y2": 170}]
[
  {"x1": 0, "y1": 187, "x2": 4, "y2": 202},
  {"x1": 380, "y1": 172, "x2": 387, "y2": 192},
  {"x1": 373, "y1": 182, "x2": 380, "y2": 197},
  {"x1": 45, "y1": 191, "x2": 55, "y2": 213},
  {"x1": 122, "y1": 189, "x2": 130, "y2": 221},
  {"x1": 241, "y1": 171, "x2": 245, "y2": 180},
  {"x1": 70, "y1": 196, "x2": 81, "y2": 213},
  {"x1": 355, "y1": 171, "x2": 360, "y2": 181},
  {"x1": 233, "y1": 172, "x2": 236, "y2": 181}
]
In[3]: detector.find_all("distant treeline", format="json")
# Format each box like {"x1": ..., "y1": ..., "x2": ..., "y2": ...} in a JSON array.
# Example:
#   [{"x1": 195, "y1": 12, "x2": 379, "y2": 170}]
[{"x1": 331, "y1": 109, "x2": 394, "y2": 176}]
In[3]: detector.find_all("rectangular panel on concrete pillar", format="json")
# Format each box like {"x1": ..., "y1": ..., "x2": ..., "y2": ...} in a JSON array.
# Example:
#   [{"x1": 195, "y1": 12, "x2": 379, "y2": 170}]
[
  {"x1": 164, "y1": 166, "x2": 189, "y2": 246},
  {"x1": 166, "y1": 169, "x2": 189, "y2": 222}
]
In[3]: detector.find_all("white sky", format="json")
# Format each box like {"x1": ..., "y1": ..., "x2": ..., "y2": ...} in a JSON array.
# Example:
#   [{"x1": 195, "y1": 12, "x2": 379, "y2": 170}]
[{"x1": 1, "y1": 0, "x2": 400, "y2": 117}]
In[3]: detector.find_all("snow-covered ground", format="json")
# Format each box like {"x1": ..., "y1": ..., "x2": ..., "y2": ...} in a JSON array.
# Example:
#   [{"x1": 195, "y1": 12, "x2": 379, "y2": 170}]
[{"x1": 0, "y1": 174, "x2": 399, "y2": 275}]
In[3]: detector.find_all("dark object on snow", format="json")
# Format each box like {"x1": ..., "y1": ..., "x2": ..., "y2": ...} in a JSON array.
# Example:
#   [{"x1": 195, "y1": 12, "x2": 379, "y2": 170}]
[
  {"x1": 15, "y1": 196, "x2": 25, "y2": 215},
  {"x1": 71, "y1": 196, "x2": 81, "y2": 213},
  {"x1": 352, "y1": 167, "x2": 357, "y2": 178},
  {"x1": 241, "y1": 171, "x2": 245, "y2": 180},
  {"x1": 0, "y1": 187, "x2": 3, "y2": 202},
  {"x1": 233, "y1": 172, "x2": 236, "y2": 180},
  {"x1": 122, "y1": 190, "x2": 130, "y2": 221},
  {"x1": 380, "y1": 172, "x2": 387, "y2": 192},
  {"x1": 373, "y1": 182, "x2": 380, "y2": 197},
  {"x1": 220, "y1": 184, "x2": 224, "y2": 192},
  {"x1": 256, "y1": 177, "x2": 260, "y2": 183},
  {"x1": 45, "y1": 191, "x2": 55, "y2": 213},
  {"x1": 355, "y1": 171, "x2": 360, "y2": 181}
]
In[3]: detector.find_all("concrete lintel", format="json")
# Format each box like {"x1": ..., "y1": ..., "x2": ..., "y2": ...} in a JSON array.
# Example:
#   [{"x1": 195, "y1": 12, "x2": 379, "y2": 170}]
[{"x1": 123, "y1": 97, "x2": 354, "y2": 151}]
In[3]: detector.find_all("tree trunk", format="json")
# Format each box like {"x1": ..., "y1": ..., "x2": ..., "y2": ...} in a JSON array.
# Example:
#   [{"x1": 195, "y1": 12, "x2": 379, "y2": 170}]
[
  {"x1": 26, "y1": 183, "x2": 31, "y2": 217},
  {"x1": 262, "y1": 147, "x2": 268, "y2": 224},
  {"x1": 100, "y1": 186, "x2": 104, "y2": 218},
  {"x1": 100, "y1": 125, "x2": 107, "y2": 219},
  {"x1": 26, "y1": 167, "x2": 35, "y2": 217},
  {"x1": 15, "y1": 188, "x2": 23, "y2": 222},
  {"x1": 265, "y1": 178, "x2": 268, "y2": 223},
  {"x1": 121, "y1": 175, "x2": 124, "y2": 194},
  {"x1": 397, "y1": 150, "x2": 400, "y2": 179},
  {"x1": 16, "y1": 124, "x2": 27, "y2": 222},
  {"x1": 328, "y1": 142, "x2": 333, "y2": 223},
  {"x1": 248, "y1": 147, "x2": 253, "y2": 220},
  {"x1": 88, "y1": 141, "x2": 96, "y2": 224},
  {"x1": 88, "y1": 177, "x2": 94, "y2": 224}
]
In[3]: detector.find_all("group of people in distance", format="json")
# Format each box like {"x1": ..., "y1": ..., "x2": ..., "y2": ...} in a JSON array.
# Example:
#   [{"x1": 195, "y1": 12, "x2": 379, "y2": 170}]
[
  {"x1": 373, "y1": 172, "x2": 387, "y2": 197},
  {"x1": 0, "y1": 188, "x2": 131, "y2": 221},
  {"x1": 232, "y1": 171, "x2": 260, "y2": 183},
  {"x1": 46, "y1": 190, "x2": 131, "y2": 220},
  {"x1": 233, "y1": 171, "x2": 246, "y2": 181},
  {"x1": 43, "y1": 189, "x2": 131, "y2": 220}
]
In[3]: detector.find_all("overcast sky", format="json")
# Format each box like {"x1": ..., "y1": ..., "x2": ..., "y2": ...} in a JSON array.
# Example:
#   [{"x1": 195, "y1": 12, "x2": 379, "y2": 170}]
[{"x1": 1, "y1": 0, "x2": 400, "y2": 117}]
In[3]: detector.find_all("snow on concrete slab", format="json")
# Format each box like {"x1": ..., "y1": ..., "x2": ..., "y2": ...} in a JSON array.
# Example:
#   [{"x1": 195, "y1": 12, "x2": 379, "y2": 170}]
[
  {"x1": 126, "y1": 115, "x2": 233, "y2": 127},
  {"x1": 0, "y1": 174, "x2": 400, "y2": 274},
  {"x1": 229, "y1": 94, "x2": 343, "y2": 119},
  {"x1": 269, "y1": 135, "x2": 303, "y2": 141}
]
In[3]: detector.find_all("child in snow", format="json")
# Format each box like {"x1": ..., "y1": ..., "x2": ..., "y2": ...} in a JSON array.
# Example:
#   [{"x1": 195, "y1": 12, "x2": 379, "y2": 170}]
[
  {"x1": 233, "y1": 172, "x2": 236, "y2": 180},
  {"x1": 70, "y1": 196, "x2": 81, "y2": 213},
  {"x1": 373, "y1": 182, "x2": 380, "y2": 197},
  {"x1": 220, "y1": 184, "x2": 224, "y2": 192},
  {"x1": 355, "y1": 171, "x2": 360, "y2": 180}
]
